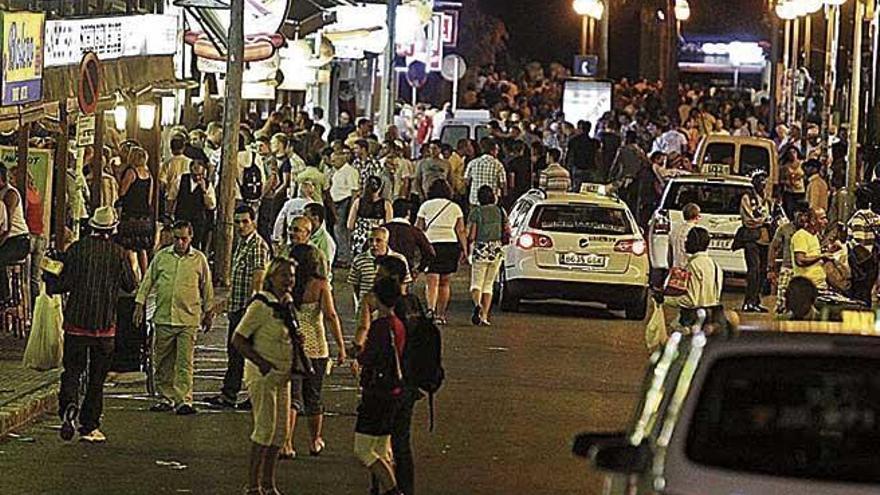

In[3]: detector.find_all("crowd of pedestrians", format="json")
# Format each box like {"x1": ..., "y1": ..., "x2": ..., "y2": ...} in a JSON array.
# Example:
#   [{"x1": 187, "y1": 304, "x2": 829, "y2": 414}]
[{"x1": 8, "y1": 58, "x2": 880, "y2": 494}]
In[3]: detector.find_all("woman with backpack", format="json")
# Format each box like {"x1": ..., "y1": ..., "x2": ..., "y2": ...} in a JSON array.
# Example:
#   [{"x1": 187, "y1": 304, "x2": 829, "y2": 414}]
[
  {"x1": 352, "y1": 277, "x2": 407, "y2": 495},
  {"x1": 282, "y1": 244, "x2": 346, "y2": 459},
  {"x1": 416, "y1": 179, "x2": 468, "y2": 324},
  {"x1": 230, "y1": 257, "x2": 297, "y2": 495},
  {"x1": 349, "y1": 175, "x2": 393, "y2": 257},
  {"x1": 467, "y1": 186, "x2": 509, "y2": 326}
]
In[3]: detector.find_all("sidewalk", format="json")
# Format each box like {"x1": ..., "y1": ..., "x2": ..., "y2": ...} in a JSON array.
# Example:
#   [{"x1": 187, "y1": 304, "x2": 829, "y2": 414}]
[
  {"x1": 0, "y1": 287, "x2": 234, "y2": 439},
  {"x1": 0, "y1": 334, "x2": 60, "y2": 437}
]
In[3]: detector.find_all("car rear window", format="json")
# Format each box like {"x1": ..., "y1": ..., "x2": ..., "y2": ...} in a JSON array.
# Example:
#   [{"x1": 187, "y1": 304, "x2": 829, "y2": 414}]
[
  {"x1": 686, "y1": 355, "x2": 880, "y2": 483},
  {"x1": 662, "y1": 182, "x2": 752, "y2": 215},
  {"x1": 741, "y1": 145, "x2": 771, "y2": 177},
  {"x1": 529, "y1": 204, "x2": 632, "y2": 235},
  {"x1": 704, "y1": 142, "x2": 735, "y2": 165},
  {"x1": 440, "y1": 125, "x2": 468, "y2": 148}
]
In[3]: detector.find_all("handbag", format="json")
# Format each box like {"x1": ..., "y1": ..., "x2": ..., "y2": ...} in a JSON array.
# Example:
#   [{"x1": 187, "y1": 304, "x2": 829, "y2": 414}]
[
  {"x1": 250, "y1": 293, "x2": 314, "y2": 376},
  {"x1": 663, "y1": 266, "x2": 690, "y2": 297},
  {"x1": 644, "y1": 298, "x2": 667, "y2": 351},
  {"x1": 22, "y1": 289, "x2": 64, "y2": 371}
]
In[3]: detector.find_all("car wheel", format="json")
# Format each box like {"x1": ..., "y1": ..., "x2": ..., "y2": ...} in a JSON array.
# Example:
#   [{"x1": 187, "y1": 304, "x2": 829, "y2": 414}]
[
  {"x1": 499, "y1": 271, "x2": 520, "y2": 313},
  {"x1": 625, "y1": 290, "x2": 648, "y2": 321}
]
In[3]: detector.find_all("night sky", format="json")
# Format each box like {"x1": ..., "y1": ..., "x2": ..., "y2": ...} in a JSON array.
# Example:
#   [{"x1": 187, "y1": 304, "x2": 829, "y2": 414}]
[{"x1": 477, "y1": 0, "x2": 768, "y2": 75}]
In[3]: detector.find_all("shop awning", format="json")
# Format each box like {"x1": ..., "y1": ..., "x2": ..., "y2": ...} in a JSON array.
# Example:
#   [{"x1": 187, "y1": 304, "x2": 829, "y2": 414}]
[{"x1": 42, "y1": 55, "x2": 177, "y2": 102}]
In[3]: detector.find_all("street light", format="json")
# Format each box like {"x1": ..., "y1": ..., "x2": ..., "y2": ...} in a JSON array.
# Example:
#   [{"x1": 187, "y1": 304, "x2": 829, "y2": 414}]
[
  {"x1": 674, "y1": 0, "x2": 691, "y2": 21},
  {"x1": 573, "y1": 0, "x2": 604, "y2": 19}
]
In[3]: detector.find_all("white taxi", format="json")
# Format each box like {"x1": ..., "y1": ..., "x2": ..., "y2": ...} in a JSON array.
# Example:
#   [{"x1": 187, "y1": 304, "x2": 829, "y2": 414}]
[
  {"x1": 647, "y1": 174, "x2": 752, "y2": 276},
  {"x1": 500, "y1": 185, "x2": 649, "y2": 320},
  {"x1": 575, "y1": 319, "x2": 880, "y2": 495}
]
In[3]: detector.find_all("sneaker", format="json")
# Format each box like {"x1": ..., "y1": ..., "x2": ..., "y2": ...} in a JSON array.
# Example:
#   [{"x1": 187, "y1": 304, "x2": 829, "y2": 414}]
[
  {"x1": 479, "y1": 320, "x2": 492, "y2": 327},
  {"x1": 471, "y1": 305, "x2": 482, "y2": 325},
  {"x1": 150, "y1": 402, "x2": 174, "y2": 413},
  {"x1": 60, "y1": 404, "x2": 78, "y2": 441},
  {"x1": 175, "y1": 404, "x2": 198, "y2": 416},
  {"x1": 79, "y1": 429, "x2": 107, "y2": 443},
  {"x1": 309, "y1": 438, "x2": 325, "y2": 456},
  {"x1": 236, "y1": 399, "x2": 253, "y2": 411},
  {"x1": 205, "y1": 395, "x2": 236, "y2": 409}
]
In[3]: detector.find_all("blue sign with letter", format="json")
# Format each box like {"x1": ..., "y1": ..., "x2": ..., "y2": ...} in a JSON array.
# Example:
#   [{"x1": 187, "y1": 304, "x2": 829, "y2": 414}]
[{"x1": 573, "y1": 55, "x2": 599, "y2": 78}]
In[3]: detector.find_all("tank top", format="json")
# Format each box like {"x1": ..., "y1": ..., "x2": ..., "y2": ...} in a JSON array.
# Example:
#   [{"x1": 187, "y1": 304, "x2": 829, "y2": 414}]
[
  {"x1": 120, "y1": 169, "x2": 152, "y2": 218},
  {"x1": 0, "y1": 184, "x2": 28, "y2": 238},
  {"x1": 358, "y1": 197, "x2": 386, "y2": 220},
  {"x1": 296, "y1": 301, "x2": 329, "y2": 359}
]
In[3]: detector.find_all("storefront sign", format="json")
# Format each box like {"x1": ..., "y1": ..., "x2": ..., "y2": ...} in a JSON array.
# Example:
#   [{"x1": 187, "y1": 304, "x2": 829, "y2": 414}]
[
  {"x1": 2, "y1": 145, "x2": 53, "y2": 233},
  {"x1": 0, "y1": 12, "x2": 45, "y2": 106},
  {"x1": 44, "y1": 14, "x2": 177, "y2": 67}
]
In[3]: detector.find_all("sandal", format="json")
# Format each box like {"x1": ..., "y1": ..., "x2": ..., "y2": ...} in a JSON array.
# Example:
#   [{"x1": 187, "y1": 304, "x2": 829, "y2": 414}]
[
  {"x1": 278, "y1": 448, "x2": 296, "y2": 460},
  {"x1": 309, "y1": 438, "x2": 325, "y2": 456},
  {"x1": 242, "y1": 487, "x2": 263, "y2": 495}
]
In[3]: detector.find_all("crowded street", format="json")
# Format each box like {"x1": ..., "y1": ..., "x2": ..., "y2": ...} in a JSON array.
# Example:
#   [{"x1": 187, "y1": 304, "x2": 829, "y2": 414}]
[
  {"x1": 2, "y1": 273, "x2": 664, "y2": 494},
  {"x1": 2, "y1": 0, "x2": 880, "y2": 494}
]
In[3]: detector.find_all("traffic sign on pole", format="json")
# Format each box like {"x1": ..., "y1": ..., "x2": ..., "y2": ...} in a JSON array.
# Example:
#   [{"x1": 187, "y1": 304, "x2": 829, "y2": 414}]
[
  {"x1": 406, "y1": 60, "x2": 428, "y2": 89},
  {"x1": 78, "y1": 52, "x2": 101, "y2": 115}
]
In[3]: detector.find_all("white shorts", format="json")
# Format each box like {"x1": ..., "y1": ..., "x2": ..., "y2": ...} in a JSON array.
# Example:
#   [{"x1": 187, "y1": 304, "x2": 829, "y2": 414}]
[
  {"x1": 470, "y1": 258, "x2": 503, "y2": 295},
  {"x1": 247, "y1": 365, "x2": 291, "y2": 448},
  {"x1": 353, "y1": 432, "x2": 392, "y2": 467}
]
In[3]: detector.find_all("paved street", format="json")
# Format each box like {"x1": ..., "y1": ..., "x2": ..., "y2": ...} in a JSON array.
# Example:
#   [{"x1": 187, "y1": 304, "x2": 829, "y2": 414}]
[{"x1": 0, "y1": 273, "x2": 754, "y2": 495}]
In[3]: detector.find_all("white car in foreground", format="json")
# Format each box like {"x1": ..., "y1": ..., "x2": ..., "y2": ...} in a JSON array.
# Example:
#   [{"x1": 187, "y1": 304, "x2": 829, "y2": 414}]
[
  {"x1": 500, "y1": 187, "x2": 649, "y2": 320},
  {"x1": 647, "y1": 175, "x2": 753, "y2": 276}
]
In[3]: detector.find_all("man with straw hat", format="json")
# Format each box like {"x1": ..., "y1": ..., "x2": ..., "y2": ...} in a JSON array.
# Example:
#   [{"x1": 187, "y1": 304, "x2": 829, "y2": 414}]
[{"x1": 52, "y1": 206, "x2": 139, "y2": 443}]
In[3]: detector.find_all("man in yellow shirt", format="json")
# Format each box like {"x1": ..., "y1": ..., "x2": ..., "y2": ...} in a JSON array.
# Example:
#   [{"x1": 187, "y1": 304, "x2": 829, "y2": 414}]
[
  {"x1": 791, "y1": 207, "x2": 832, "y2": 290},
  {"x1": 134, "y1": 220, "x2": 214, "y2": 415}
]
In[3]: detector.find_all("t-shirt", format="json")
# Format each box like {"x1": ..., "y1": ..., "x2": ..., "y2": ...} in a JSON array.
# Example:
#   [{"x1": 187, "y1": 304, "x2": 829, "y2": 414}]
[
  {"x1": 467, "y1": 205, "x2": 504, "y2": 243},
  {"x1": 790, "y1": 229, "x2": 827, "y2": 289},
  {"x1": 235, "y1": 292, "x2": 294, "y2": 374},
  {"x1": 329, "y1": 163, "x2": 360, "y2": 203},
  {"x1": 416, "y1": 158, "x2": 450, "y2": 197},
  {"x1": 417, "y1": 198, "x2": 463, "y2": 244}
]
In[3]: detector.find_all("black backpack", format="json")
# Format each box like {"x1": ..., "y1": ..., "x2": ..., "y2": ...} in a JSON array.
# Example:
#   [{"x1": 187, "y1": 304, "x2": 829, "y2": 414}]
[
  {"x1": 397, "y1": 294, "x2": 445, "y2": 431},
  {"x1": 239, "y1": 160, "x2": 263, "y2": 202}
]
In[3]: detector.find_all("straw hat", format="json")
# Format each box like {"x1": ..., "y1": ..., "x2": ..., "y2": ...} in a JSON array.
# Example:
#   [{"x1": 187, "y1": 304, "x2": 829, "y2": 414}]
[{"x1": 89, "y1": 206, "x2": 118, "y2": 230}]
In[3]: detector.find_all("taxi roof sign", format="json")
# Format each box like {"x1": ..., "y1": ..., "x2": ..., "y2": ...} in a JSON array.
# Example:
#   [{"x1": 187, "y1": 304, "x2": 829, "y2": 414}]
[
  {"x1": 579, "y1": 183, "x2": 610, "y2": 197},
  {"x1": 769, "y1": 310, "x2": 880, "y2": 336}
]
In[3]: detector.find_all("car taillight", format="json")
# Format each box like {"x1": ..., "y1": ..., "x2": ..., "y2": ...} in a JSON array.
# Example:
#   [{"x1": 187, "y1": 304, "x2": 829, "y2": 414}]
[
  {"x1": 653, "y1": 210, "x2": 670, "y2": 235},
  {"x1": 517, "y1": 232, "x2": 554, "y2": 249},
  {"x1": 615, "y1": 239, "x2": 646, "y2": 256}
]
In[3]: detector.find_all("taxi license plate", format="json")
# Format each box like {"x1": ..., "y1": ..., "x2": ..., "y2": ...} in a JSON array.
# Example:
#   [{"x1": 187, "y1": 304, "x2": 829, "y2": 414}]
[
  {"x1": 560, "y1": 252, "x2": 607, "y2": 268},
  {"x1": 709, "y1": 238, "x2": 733, "y2": 250}
]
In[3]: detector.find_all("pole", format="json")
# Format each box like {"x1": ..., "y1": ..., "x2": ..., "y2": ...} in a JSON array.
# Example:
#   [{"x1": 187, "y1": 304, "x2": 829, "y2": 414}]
[
  {"x1": 804, "y1": 14, "x2": 812, "y2": 71},
  {"x1": 663, "y1": 0, "x2": 679, "y2": 116},
  {"x1": 769, "y1": 12, "x2": 780, "y2": 131},
  {"x1": 15, "y1": 122, "x2": 29, "y2": 218},
  {"x1": 848, "y1": 0, "x2": 865, "y2": 191},
  {"x1": 379, "y1": 0, "x2": 398, "y2": 134},
  {"x1": 90, "y1": 112, "x2": 104, "y2": 210},
  {"x1": 215, "y1": 0, "x2": 245, "y2": 286},
  {"x1": 824, "y1": 5, "x2": 840, "y2": 144},
  {"x1": 598, "y1": 3, "x2": 609, "y2": 78},
  {"x1": 581, "y1": 15, "x2": 588, "y2": 55},
  {"x1": 452, "y1": 59, "x2": 460, "y2": 113},
  {"x1": 784, "y1": 19, "x2": 791, "y2": 69},
  {"x1": 54, "y1": 104, "x2": 68, "y2": 249}
]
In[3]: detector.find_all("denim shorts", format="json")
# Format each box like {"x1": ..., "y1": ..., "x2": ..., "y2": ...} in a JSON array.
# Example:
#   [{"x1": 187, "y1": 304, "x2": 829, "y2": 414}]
[{"x1": 290, "y1": 358, "x2": 328, "y2": 416}]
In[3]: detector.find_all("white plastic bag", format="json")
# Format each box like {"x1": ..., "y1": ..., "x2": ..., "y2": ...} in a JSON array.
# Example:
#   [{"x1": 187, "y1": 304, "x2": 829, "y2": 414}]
[
  {"x1": 22, "y1": 291, "x2": 64, "y2": 371},
  {"x1": 644, "y1": 298, "x2": 667, "y2": 352}
]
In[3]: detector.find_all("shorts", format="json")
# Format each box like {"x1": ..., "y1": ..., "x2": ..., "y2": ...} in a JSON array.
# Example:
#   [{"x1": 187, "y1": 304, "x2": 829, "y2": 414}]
[
  {"x1": 290, "y1": 357, "x2": 328, "y2": 416},
  {"x1": 246, "y1": 365, "x2": 291, "y2": 448},
  {"x1": 427, "y1": 242, "x2": 460, "y2": 275},
  {"x1": 354, "y1": 391, "x2": 401, "y2": 437},
  {"x1": 353, "y1": 432, "x2": 392, "y2": 467},
  {"x1": 470, "y1": 258, "x2": 503, "y2": 295}
]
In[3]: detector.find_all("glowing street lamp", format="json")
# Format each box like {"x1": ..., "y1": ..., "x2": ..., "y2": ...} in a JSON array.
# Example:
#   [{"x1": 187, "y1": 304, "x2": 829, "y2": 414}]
[
  {"x1": 674, "y1": 0, "x2": 691, "y2": 21},
  {"x1": 573, "y1": 0, "x2": 605, "y2": 19}
]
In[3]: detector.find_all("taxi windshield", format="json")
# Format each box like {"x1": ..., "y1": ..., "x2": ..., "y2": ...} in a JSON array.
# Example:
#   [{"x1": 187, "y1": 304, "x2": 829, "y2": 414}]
[
  {"x1": 686, "y1": 355, "x2": 880, "y2": 483},
  {"x1": 529, "y1": 204, "x2": 632, "y2": 235},
  {"x1": 663, "y1": 182, "x2": 752, "y2": 215}
]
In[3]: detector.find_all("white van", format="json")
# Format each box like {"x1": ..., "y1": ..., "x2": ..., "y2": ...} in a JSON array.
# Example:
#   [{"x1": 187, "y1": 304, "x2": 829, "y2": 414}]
[{"x1": 438, "y1": 109, "x2": 492, "y2": 147}]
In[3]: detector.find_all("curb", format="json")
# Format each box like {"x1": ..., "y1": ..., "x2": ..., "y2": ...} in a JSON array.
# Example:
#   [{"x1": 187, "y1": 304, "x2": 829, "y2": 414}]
[{"x1": 0, "y1": 377, "x2": 59, "y2": 438}]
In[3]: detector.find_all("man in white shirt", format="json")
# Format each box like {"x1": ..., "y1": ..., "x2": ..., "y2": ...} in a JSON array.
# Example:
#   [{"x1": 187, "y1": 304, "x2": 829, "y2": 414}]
[
  {"x1": 668, "y1": 203, "x2": 700, "y2": 269},
  {"x1": 273, "y1": 180, "x2": 320, "y2": 246},
  {"x1": 328, "y1": 148, "x2": 360, "y2": 267}
]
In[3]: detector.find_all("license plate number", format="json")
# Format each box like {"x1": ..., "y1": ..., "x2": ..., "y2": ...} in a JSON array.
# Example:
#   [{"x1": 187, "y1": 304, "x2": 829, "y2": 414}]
[
  {"x1": 560, "y1": 252, "x2": 607, "y2": 268},
  {"x1": 709, "y1": 238, "x2": 733, "y2": 250}
]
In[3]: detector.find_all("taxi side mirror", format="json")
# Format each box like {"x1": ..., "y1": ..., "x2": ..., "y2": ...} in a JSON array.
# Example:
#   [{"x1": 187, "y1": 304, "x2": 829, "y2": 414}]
[{"x1": 572, "y1": 431, "x2": 651, "y2": 474}]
